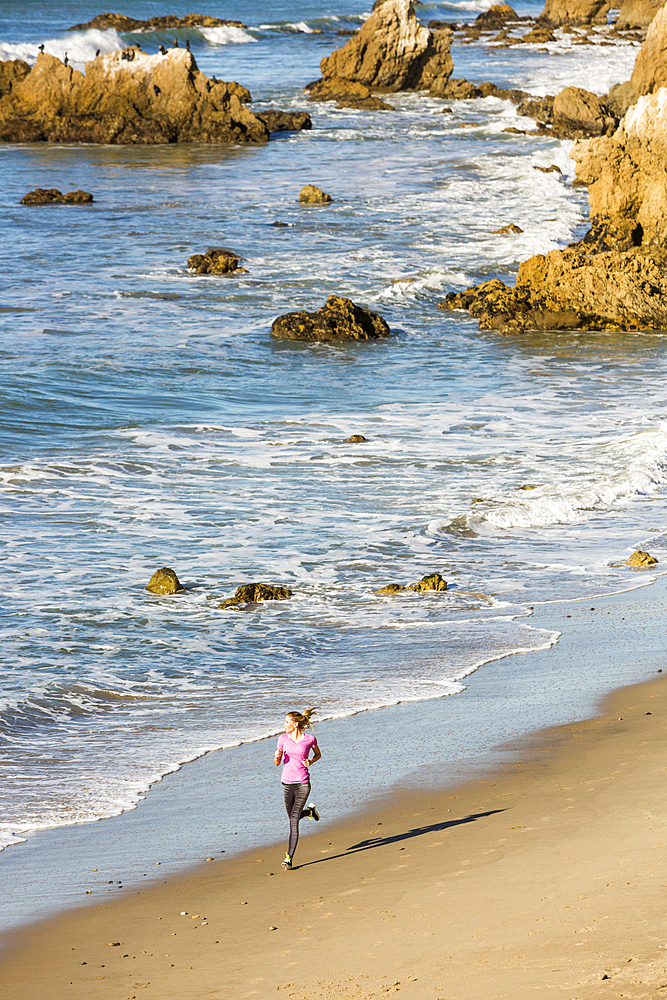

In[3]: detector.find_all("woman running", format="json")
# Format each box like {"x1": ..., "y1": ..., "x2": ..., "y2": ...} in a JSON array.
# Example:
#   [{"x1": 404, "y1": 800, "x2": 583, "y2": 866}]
[{"x1": 274, "y1": 707, "x2": 322, "y2": 869}]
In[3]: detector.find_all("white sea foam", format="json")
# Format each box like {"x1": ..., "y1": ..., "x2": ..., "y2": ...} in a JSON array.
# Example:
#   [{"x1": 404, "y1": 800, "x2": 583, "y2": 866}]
[
  {"x1": 0, "y1": 29, "x2": 121, "y2": 66},
  {"x1": 200, "y1": 25, "x2": 257, "y2": 44}
]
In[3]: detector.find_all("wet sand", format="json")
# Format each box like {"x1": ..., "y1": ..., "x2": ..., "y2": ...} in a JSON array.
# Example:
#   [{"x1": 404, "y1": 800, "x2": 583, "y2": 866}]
[{"x1": 1, "y1": 654, "x2": 666, "y2": 997}]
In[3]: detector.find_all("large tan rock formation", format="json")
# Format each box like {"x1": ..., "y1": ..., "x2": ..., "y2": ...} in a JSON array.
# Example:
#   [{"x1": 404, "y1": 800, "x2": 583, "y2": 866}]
[
  {"x1": 615, "y1": 0, "x2": 664, "y2": 30},
  {"x1": 540, "y1": 0, "x2": 610, "y2": 24},
  {"x1": 306, "y1": 0, "x2": 453, "y2": 106},
  {"x1": 0, "y1": 49, "x2": 270, "y2": 144},
  {"x1": 608, "y1": 5, "x2": 667, "y2": 114}
]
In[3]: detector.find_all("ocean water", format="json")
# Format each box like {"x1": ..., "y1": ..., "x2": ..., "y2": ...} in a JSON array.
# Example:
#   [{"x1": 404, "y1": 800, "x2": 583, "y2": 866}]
[{"x1": 1, "y1": 0, "x2": 664, "y2": 853}]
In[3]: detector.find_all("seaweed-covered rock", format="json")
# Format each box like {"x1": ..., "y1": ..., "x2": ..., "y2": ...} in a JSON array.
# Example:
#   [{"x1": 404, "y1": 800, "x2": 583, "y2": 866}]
[
  {"x1": 219, "y1": 583, "x2": 293, "y2": 608},
  {"x1": 21, "y1": 188, "x2": 94, "y2": 204},
  {"x1": 407, "y1": 572, "x2": 448, "y2": 592},
  {"x1": 299, "y1": 184, "x2": 332, "y2": 204},
  {"x1": 188, "y1": 248, "x2": 245, "y2": 274},
  {"x1": 0, "y1": 50, "x2": 269, "y2": 144},
  {"x1": 271, "y1": 296, "x2": 391, "y2": 343},
  {"x1": 626, "y1": 549, "x2": 658, "y2": 566},
  {"x1": 146, "y1": 567, "x2": 184, "y2": 594},
  {"x1": 69, "y1": 12, "x2": 247, "y2": 31},
  {"x1": 255, "y1": 110, "x2": 312, "y2": 132},
  {"x1": 306, "y1": 0, "x2": 453, "y2": 102}
]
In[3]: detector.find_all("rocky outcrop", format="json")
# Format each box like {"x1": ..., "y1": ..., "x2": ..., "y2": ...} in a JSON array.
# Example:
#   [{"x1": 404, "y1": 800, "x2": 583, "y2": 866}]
[
  {"x1": 271, "y1": 296, "x2": 391, "y2": 342},
  {"x1": 377, "y1": 572, "x2": 448, "y2": 594},
  {"x1": 188, "y1": 248, "x2": 246, "y2": 274},
  {"x1": 306, "y1": 0, "x2": 453, "y2": 103},
  {"x1": 305, "y1": 78, "x2": 395, "y2": 110},
  {"x1": 21, "y1": 188, "x2": 93, "y2": 204},
  {"x1": 608, "y1": 6, "x2": 667, "y2": 115},
  {"x1": 615, "y1": 0, "x2": 664, "y2": 30},
  {"x1": 219, "y1": 583, "x2": 293, "y2": 608},
  {"x1": 574, "y1": 88, "x2": 667, "y2": 247},
  {"x1": 69, "y1": 12, "x2": 247, "y2": 31},
  {"x1": 474, "y1": 4, "x2": 520, "y2": 29},
  {"x1": 146, "y1": 567, "x2": 184, "y2": 594},
  {"x1": 299, "y1": 184, "x2": 332, "y2": 204},
  {"x1": 0, "y1": 49, "x2": 270, "y2": 144},
  {"x1": 625, "y1": 549, "x2": 658, "y2": 566},
  {"x1": 516, "y1": 88, "x2": 617, "y2": 138},
  {"x1": 540, "y1": 0, "x2": 610, "y2": 23},
  {"x1": 255, "y1": 110, "x2": 312, "y2": 132}
]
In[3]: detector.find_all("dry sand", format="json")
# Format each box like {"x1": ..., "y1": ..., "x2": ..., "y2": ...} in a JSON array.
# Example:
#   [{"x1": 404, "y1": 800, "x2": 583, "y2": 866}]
[{"x1": 1, "y1": 673, "x2": 666, "y2": 1000}]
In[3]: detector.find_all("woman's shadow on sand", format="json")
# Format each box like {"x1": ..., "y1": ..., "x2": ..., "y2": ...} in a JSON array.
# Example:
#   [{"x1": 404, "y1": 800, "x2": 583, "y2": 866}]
[{"x1": 296, "y1": 809, "x2": 505, "y2": 869}]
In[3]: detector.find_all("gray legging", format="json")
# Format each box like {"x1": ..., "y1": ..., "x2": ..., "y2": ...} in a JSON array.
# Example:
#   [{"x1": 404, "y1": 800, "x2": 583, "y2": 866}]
[{"x1": 282, "y1": 781, "x2": 311, "y2": 858}]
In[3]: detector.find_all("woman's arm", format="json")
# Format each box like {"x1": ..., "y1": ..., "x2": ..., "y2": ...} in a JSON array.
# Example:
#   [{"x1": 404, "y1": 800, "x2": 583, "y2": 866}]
[
  {"x1": 274, "y1": 743, "x2": 283, "y2": 766},
  {"x1": 304, "y1": 746, "x2": 322, "y2": 768}
]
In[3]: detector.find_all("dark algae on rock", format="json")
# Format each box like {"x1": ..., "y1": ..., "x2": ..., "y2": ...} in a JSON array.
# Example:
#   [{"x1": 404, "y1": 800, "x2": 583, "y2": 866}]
[
  {"x1": 219, "y1": 583, "x2": 294, "y2": 609},
  {"x1": 271, "y1": 296, "x2": 391, "y2": 343}
]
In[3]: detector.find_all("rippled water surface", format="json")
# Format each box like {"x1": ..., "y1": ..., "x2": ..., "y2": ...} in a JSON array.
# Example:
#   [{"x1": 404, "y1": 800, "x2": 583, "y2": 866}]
[{"x1": 1, "y1": 0, "x2": 665, "y2": 850}]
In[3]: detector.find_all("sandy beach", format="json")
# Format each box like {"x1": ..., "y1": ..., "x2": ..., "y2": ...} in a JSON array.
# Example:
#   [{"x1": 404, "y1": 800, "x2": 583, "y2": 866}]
[{"x1": 1, "y1": 590, "x2": 667, "y2": 999}]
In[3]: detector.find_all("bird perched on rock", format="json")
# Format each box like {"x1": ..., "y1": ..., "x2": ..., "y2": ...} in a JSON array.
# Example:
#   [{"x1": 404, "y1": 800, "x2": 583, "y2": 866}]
[
  {"x1": 159, "y1": 44, "x2": 167, "y2": 55},
  {"x1": 95, "y1": 48, "x2": 100, "y2": 56},
  {"x1": 154, "y1": 84, "x2": 161, "y2": 96},
  {"x1": 185, "y1": 39, "x2": 190, "y2": 51},
  {"x1": 173, "y1": 37, "x2": 179, "y2": 47},
  {"x1": 38, "y1": 43, "x2": 44, "y2": 52},
  {"x1": 63, "y1": 52, "x2": 68, "y2": 66}
]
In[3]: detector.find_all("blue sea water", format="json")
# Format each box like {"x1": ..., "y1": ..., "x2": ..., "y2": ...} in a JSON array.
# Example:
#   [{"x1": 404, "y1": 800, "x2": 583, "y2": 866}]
[{"x1": 1, "y1": 0, "x2": 665, "y2": 853}]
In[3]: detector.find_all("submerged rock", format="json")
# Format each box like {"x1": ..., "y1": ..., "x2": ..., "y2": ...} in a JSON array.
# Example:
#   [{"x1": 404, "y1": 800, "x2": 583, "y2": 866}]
[
  {"x1": 188, "y1": 248, "x2": 245, "y2": 274},
  {"x1": 0, "y1": 49, "x2": 269, "y2": 144},
  {"x1": 298, "y1": 184, "x2": 332, "y2": 204},
  {"x1": 146, "y1": 567, "x2": 184, "y2": 594},
  {"x1": 21, "y1": 187, "x2": 93, "y2": 204},
  {"x1": 271, "y1": 296, "x2": 391, "y2": 343},
  {"x1": 492, "y1": 223, "x2": 524, "y2": 234},
  {"x1": 345, "y1": 434, "x2": 368, "y2": 442},
  {"x1": 219, "y1": 583, "x2": 293, "y2": 608},
  {"x1": 306, "y1": 0, "x2": 453, "y2": 103},
  {"x1": 626, "y1": 549, "x2": 658, "y2": 566},
  {"x1": 69, "y1": 12, "x2": 247, "y2": 31},
  {"x1": 377, "y1": 583, "x2": 405, "y2": 594},
  {"x1": 305, "y1": 78, "x2": 395, "y2": 110}
]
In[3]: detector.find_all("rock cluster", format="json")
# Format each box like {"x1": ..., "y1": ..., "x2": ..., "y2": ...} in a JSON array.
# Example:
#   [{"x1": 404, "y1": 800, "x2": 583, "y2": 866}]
[
  {"x1": 271, "y1": 296, "x2": 391, "y2": 343},
  {"x1": 21, "y1": 188, "x2": 93, "y2": 204},
  {"x1": 69, "y1": 12, "x2": 247, "y2": 31},
  {"x1": 255, "y1": 110, "x2": 312, "y2": 132},
  {"x1": 146, "y1": 567, "x2": 184, "y2": 594},
  {"x1": 306, "y1": 0, "x2": 453, "y2": 108},
  {"x1": 0, "y1": 49, "x2": 270, "y2": 144},
  {"x1": 377, "y1": 572, "x2": 448, "y2": 594},
  {"x1": 188, "y1": 248, "x2": 246, "y2": 274},
  {"x1": 219, "y1": 583, "x2": 293, "y2": 609}
]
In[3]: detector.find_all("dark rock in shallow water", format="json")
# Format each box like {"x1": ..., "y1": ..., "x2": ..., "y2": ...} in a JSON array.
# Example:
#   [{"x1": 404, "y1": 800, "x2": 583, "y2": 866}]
[
  {"x1": 255, "y1": 110, "x2": 312, "y2": 132},
  {"x1": 626, "y1": 549, "x2": 658, "y2": 567},
  {"x1": 345, "y1": 434, "x2": 368, "y2": 442},
  {"x1": 188, "y1": 248, "x2": 246, "y2": 274},
  {"x1": 305, "y1": 78, "x2": 395, "y2": 110},
  {"x1": 21, "y1": 187, "x2": 93, "y2": 204},
  {"x1": 146, "y1": 567, "x2": 184, "y2": 594},
  {"x1": 299, "y1": 184, "x2": 332, "y2": 204},
  {"x1": 377, "y1": 572, "x2": 448, "y2": 594},
  {"x1": 219, "y1": 583, "x2": 293, "y2": 608},
  {"x1": 68, "y1": 12, "x2": 247, "y2": 31},
  {"x1": 271, "y1": 295, "x2": 391, "y2": 343}
]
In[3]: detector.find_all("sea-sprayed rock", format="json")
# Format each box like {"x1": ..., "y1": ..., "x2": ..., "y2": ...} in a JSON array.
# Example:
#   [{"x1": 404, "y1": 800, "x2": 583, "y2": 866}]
[
  {"x1": 219, "y1": 583, "x2": 293, "y2": 608},
  {"x1": 625, "y1": 549, "x2": 658, "y2": 566},
  {"x1": 21, "y1": 188, "x2": 93, "y2": 204},
  {"x1": 608, "y1": 6, "x2": 667, "y2": 115},
  {"x1": 188, "y1": 248, "x2": 246, "y2": 274},
  {"x1": 69, "y1": 12, "x2": 247, "y2": 31},
  {"x1": 615, "y1": 0, "x2": 664, "y2": 30},
  {"x1": 517, "y1": 88, "x2": 617, "y2": 138},
  {"x1": 271, "y1": 296, "x2": 391, "y2": 342},
  {"x1": 0, "y1": 49, "x2": 270, "y2": 144},
  {"x1": 625, "y1": 549, "x2": 659, "y2": 567},
  {"x1": 474, "y1": 4, "x2": 520, "y2": 29},
  {"x1": 306, "y1": 0, "x2": 453, "y2": 103},
  {"x1": 305, "y1": 78, "x2": 395, "y2": 110},
  {"x1": 377, "y1": 572, "x2": 448, "y2": 594},
  {"x1": 299, "y1": 184, "x2": 332, "y2": 204},
  {"x1": 146, "y1": 567, "x2": 184, "y2": 594}
]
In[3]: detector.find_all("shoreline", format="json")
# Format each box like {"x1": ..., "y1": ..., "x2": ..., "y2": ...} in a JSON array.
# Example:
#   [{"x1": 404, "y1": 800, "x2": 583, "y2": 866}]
[
  {"x1": 2, "y1": 573, "x2": 667, "y2": 952},
  {"x1": 1, "y1": 648, "x2": 666, "y2": 996}
]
